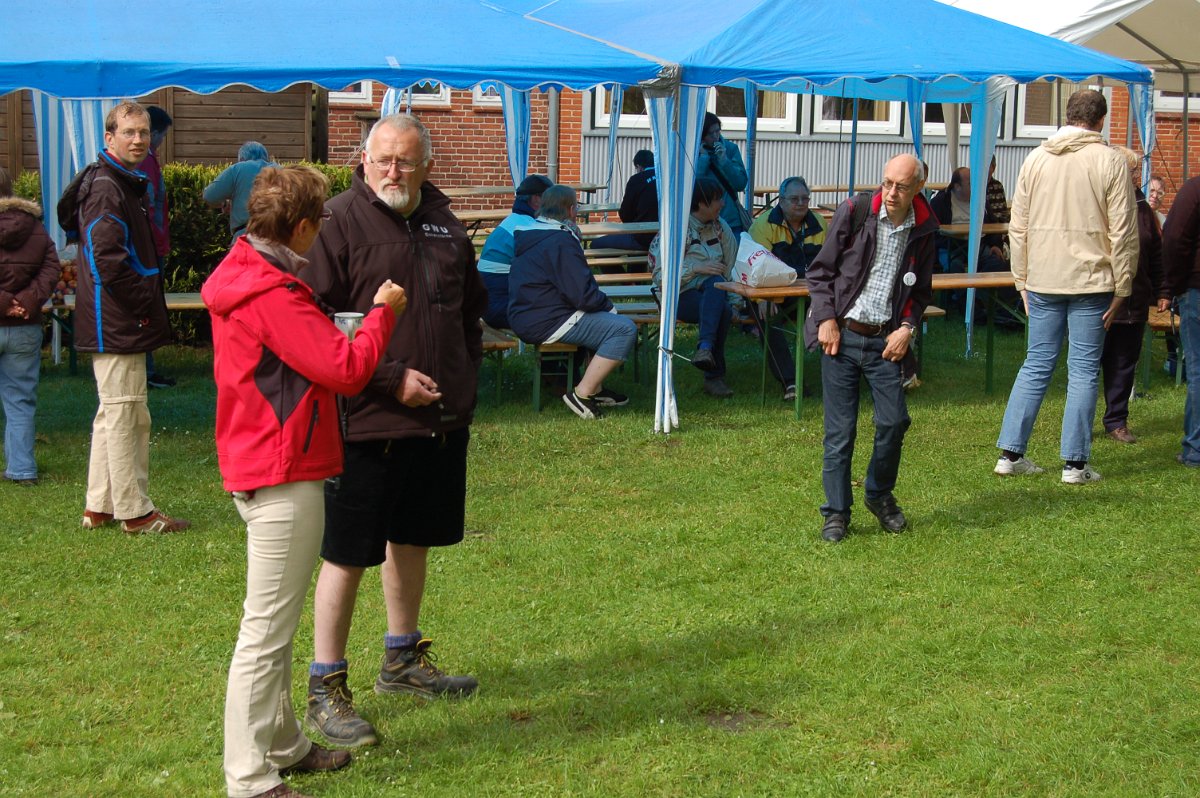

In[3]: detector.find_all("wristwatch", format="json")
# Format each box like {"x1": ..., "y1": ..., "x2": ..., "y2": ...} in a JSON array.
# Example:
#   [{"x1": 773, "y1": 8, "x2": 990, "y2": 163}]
[{"x1": 900, "y1": 321, "x2": 917, "y2": 338}]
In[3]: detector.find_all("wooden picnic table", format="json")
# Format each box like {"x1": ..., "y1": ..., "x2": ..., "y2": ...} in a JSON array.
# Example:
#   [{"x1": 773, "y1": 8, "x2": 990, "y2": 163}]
[
  {"x1": 577, "y1": 221, "x2": 658, "y2": 238},
  {"x1": 938, "y1": 222, "x2": 1010, "y2": 239},
  {"x1": 717, "y1": 270, "x2": 1019, "y2": 415},
  {"x1": 455, "y1": 208, "x2": 509, "y2": 224},
  {"x1": 443, "y1": 182, "x2": 605, "y2": 199},
  {"x1": 594, "y1": 272, "x2": 652, "y2": 285},
  {"x1": 45, "y1": 293, "x2": 207, "y2": 373}
]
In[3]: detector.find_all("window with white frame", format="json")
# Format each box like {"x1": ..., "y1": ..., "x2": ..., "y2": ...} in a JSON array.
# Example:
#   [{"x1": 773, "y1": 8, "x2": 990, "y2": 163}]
[
  {"x1": 406, "y1": 81, "x2": 451, "y2": 108},
  {"x1": 922, "y1": 102, "x2": 974, "y2": 137},
  {"x1": 812, "y1": 96, "x2": 902, "y2": 135},
  {"x1": 1015, "y1": 80, "x2": 1108, "y2": 139},
  {"x1": 330, "y1": 81, "x2": 374, "y2": 105},
  {"x1": 592, "y1": 86, "x2": 797, "y2": 132},
  {"x1": 473, "y1": 84, "x2": 502, "y2": 108},
  {"x1": 1154, "y1": 90, "x2": 1200, "y2": 113}
]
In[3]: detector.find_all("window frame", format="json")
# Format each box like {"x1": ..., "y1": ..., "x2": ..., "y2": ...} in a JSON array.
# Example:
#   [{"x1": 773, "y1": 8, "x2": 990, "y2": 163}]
[
  {"x1": 811, "y1": 96, "x2": 903, "y2": 136},
  {"x1": 329, "y1": 80, "x2": 374, "y2": 105},
  {"x1": 592, "y1": 86, "x2": 798, "y2": 133}
]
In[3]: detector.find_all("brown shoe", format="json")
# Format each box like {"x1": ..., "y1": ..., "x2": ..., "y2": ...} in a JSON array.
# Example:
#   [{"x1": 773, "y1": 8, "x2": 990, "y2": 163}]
[
  {"x1": 280, "y1": 743, "x2": 351, "y2": 776},
  {"x1": 81, "y1": 510, "x2": 115, "y2": 529},
  {"x1": 250, "y1": 785, "x2": 313, "y2": 798},
  {"x1": 121, "y1": 509, "x2": 191, "y2": 535},
  {"x1": 1107, "y1": 427, "x2": 1138, "y2": 444}
]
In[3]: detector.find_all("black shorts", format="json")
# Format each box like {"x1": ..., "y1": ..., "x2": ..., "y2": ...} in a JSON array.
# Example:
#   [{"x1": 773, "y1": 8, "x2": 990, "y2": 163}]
[{"x1": 320, "y1": 428, "x2": 469, "y2": 568}]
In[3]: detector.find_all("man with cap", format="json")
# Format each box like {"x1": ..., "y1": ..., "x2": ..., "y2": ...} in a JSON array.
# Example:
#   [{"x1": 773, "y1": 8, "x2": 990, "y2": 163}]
[{"x1": 477, "y1": 174, "x2": 552, "y2": 328}]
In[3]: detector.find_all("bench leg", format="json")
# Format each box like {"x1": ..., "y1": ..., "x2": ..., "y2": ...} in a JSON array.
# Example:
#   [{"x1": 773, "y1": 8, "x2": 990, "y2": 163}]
[{"x1": 533, "y1": 352, "x2": 543, "y2": 411}]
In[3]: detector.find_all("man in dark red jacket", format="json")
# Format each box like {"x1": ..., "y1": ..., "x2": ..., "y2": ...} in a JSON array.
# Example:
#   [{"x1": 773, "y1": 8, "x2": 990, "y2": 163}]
[
  {"x1": 803, "y1": 154, "x2": 937, "y2": 543},
  {"x1": 1163, "y1": 174, "x2": 1200, "y2": 467},
  {"x1": 300, "y1": 114, "x2": 487, "y2": 748},
  {"x1": 74, "y1": 101, "x2": 188, "y2": 535}
]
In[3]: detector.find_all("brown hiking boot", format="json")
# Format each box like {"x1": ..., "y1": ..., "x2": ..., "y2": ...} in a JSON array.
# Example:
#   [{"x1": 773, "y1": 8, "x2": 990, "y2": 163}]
[
  {"x1": 304, "y1": 671, "x2": 378, "y2": 748},
  {"x1": 280, "y1": 742, "x2": 351, "y2": 776},
  {"x1": 374, "y1": 638, "x2": 478, "y2": 699}
]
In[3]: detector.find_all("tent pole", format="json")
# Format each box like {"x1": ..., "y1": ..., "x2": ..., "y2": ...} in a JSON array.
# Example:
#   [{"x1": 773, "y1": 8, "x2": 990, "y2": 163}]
[
  {"x1": 1184, "y1": 74, "x2": 1191, "y2": 178},
  {"x1": 547, "y1": 87, "x2": 560, "y2": 183},
  {"x1": 1126, "y1": 90, "x2": 1135, "y2": 148},
  {"x1": 848, "y1": 97, "x2": 859, "y2": 196}
]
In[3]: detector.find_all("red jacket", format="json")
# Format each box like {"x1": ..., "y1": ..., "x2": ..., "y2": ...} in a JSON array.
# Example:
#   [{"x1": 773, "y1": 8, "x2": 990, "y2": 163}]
[{"x1": 202, "y1": 237, "x2": 396, "y2": 492}]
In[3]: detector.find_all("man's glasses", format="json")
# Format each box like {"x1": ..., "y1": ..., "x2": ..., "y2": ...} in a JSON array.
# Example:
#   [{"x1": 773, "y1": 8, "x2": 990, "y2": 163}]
[
  {"x1": 366, "y1": 154, "x2": 425, "y2": 174},
  {"x1": 782, "y1": 195, "x2": 811, "y2": 205},
  {"x1": 881, "y1": 180, "x2": 915, "y2": 194}
]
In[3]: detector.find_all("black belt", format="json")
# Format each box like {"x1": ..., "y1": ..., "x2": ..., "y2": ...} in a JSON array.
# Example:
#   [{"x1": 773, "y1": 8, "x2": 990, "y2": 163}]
[{"x1": 842, "y1": 319, "x2": 888, "y2": 337}]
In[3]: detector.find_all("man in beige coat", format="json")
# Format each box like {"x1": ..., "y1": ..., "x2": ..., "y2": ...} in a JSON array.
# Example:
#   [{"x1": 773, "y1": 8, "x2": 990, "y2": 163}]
[{"x1": 994, "y1": 89, "x2": 1138, "y2": 484}]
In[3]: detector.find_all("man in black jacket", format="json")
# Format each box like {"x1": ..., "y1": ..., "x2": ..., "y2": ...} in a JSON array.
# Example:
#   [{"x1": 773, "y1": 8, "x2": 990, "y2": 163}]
[
  {"x1": 803, "y1": 154, "x2": 937, "y2": 543},
  {"x1": 301, "y1": 114, "x2": 487, "y2": 748},
  {"x1": 74, "y1": 101, "x2": 189, "y2": 535},
  {"x1": 1163, "y1": 174, "x2": 1200, "y2": 466},
  {"x1": 591, "y1": 149, "x2": 658, "y2": 253}
]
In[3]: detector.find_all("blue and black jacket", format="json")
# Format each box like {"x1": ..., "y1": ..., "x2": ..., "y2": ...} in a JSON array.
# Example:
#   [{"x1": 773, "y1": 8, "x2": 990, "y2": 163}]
[{"x1": 73, "y1": 151, "x2": 170, "y2": 353}]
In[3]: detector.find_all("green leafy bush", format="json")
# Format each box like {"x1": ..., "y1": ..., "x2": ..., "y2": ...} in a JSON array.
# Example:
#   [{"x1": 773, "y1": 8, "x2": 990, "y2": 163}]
[
  {"x1": 162, "y1": 161, "x2": 353, "y2": 343},
  {"x1": 13, "y1": 170, "x2": 42, "y2": 202}
]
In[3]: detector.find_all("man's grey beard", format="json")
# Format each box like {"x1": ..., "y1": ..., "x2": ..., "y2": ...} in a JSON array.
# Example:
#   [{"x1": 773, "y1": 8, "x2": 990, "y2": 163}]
[{"x1": 377, "y1": 183, "x2": 410, "y2": 211}]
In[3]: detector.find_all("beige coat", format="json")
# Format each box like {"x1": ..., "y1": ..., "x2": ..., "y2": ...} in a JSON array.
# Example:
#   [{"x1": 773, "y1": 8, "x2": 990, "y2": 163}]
[{"x1": 1008, "y1": 126, "x2": 1138, "y2": 297}]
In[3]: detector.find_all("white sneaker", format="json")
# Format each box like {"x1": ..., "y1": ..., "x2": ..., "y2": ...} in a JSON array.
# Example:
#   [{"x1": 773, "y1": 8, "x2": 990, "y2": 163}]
[
  {"x1": 994, "y1": 456, "x2": 1044, "y2": 476},
  {"x1": 1062, "y1": 464, "x2": 1102, "y2": 484}
]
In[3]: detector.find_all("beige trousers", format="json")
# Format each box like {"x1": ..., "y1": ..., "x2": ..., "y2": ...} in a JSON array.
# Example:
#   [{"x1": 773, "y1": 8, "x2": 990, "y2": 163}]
[
  {"x1": 223, "y1": 480, "x2": 324, "y2": 797},
  {"x1": 86, "y1": 353, "x2": 153, "y2": 520}
]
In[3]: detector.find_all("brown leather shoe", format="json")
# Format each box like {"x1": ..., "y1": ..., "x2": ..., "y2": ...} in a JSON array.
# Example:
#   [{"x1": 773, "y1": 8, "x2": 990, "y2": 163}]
[
  {"x1": 250, "y1": 784, "x2": 313, "y2": 798},
  {"x1": 280, "y1": 742, "x2": 351, "y2": 776},
  {"x1": 121, "y1": 509, "x2": 191, "y2": 534},
  {"x1": 1107, "y1": 427, "x2": 1138, "y2": 444}
]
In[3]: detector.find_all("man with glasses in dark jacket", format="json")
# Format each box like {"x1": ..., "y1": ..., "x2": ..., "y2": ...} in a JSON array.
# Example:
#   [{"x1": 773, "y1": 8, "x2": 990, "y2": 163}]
[{"x1": 301, "y1": 114, "x2": 487, "y2": 749}]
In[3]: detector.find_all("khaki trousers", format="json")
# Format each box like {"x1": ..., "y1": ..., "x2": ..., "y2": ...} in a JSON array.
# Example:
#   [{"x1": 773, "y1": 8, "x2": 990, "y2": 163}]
[
  {"x1": 223, "y1": 481, "x2": 324, "y2": 797},
  {"x1": 86, "y1": 353, "x2": 152, "y2": 520}
]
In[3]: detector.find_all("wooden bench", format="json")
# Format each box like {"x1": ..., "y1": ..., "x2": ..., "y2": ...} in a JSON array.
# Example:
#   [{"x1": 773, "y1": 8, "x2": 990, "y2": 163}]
[{"x1": 479, "y1": 322, "x2": 579, "y2": 411}]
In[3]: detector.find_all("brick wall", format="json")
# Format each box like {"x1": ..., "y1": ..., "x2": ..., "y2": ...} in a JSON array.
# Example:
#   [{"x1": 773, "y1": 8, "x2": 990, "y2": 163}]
[
  {"x1": 1109, "y1": 86, "x2": 1200, "y2": 213},
  {"x1": 327, "y1": 84, "x2": 584, "y2": 211}
]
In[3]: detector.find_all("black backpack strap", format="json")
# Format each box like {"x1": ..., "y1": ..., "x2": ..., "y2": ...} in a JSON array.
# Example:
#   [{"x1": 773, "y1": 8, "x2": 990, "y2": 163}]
[{"x1": 849, "y1": 191, "x2": 873, "y2": 238}]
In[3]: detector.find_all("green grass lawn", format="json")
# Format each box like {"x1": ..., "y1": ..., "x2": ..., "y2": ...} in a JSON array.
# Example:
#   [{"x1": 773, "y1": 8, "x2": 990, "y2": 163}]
[{"x1": 2, "y1": 318, "x2": 1198, "y2": 797}]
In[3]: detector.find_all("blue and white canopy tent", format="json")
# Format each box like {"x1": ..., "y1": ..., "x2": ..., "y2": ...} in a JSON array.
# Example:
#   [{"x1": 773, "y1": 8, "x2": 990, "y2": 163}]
[{"x1": 0, "y1": 0, "x2": 1152, "y2": 433}]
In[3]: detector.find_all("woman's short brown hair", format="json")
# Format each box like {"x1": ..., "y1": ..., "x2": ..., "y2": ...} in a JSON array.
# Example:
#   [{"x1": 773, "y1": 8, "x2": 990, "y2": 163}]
[{"x1": 245, "y1": 165, "x2": 329, "y2": 244}]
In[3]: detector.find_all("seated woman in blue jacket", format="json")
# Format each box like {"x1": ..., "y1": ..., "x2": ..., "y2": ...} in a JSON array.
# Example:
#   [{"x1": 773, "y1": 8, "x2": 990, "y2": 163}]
[{"x1": 508, "y1": 185, "x2": 636, "y2": 420}]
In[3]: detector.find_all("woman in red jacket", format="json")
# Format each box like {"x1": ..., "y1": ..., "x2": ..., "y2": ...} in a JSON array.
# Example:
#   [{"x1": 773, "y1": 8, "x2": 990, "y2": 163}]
[{"x1": 202, "y1": 166, "x2": 406, "y2": 798}]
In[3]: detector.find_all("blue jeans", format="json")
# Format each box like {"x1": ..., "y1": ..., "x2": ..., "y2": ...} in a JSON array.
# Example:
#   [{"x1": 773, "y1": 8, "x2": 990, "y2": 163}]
[
  {"x1": 997, "y1": 291, "x2": 1110, "y2": 462},
  {"x1": 557, "y1": 311, "x2": 637, "y2": 362},
  {"x1": 1180, "y1": 288, "x2": 1200, "y2": 464},
  {"x1": 677, "y1": 275, "x2": 730, "y2": 378},
  {"x1": 820, "y1": 328, "x2": 911, "y2": 517},
  {"x1": 481, "y1": 271, "x2": 510, "y2": 329},
  {"x1": 0, "y1": 324, "x2": 43, "y2": 480}
]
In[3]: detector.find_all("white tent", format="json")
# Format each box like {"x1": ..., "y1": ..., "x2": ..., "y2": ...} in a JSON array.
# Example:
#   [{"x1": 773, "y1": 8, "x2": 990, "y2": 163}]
[
  {"x1": 940, "y1": 0, "x2": 1200, "y2": 174},
  {"x1": 940, "y1": 0, "x2": 1200, "y2": 92}
]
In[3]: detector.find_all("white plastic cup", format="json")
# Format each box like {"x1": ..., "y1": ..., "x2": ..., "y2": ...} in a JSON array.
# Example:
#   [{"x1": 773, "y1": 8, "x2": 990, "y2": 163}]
[{"x1": 334, "y1": 312, "x2": 364, "y2": 340}]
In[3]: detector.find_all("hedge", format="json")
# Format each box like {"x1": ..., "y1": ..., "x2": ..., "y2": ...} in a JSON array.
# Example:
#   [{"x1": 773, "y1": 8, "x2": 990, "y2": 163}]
[{"x1": 12, "y1": 161, "x2": 356, "y2": 343}]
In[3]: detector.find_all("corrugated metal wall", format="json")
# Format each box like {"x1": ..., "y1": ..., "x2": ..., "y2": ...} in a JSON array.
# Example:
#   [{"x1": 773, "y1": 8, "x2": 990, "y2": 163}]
[{"x1": 581, "y1": 134, "x2": 1036, "y2": 207}]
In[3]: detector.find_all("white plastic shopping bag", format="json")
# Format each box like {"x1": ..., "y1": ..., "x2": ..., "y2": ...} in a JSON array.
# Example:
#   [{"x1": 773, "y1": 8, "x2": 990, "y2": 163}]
[{"x1": 731, "y1": 233, "x2": 797, "y2": 288}]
